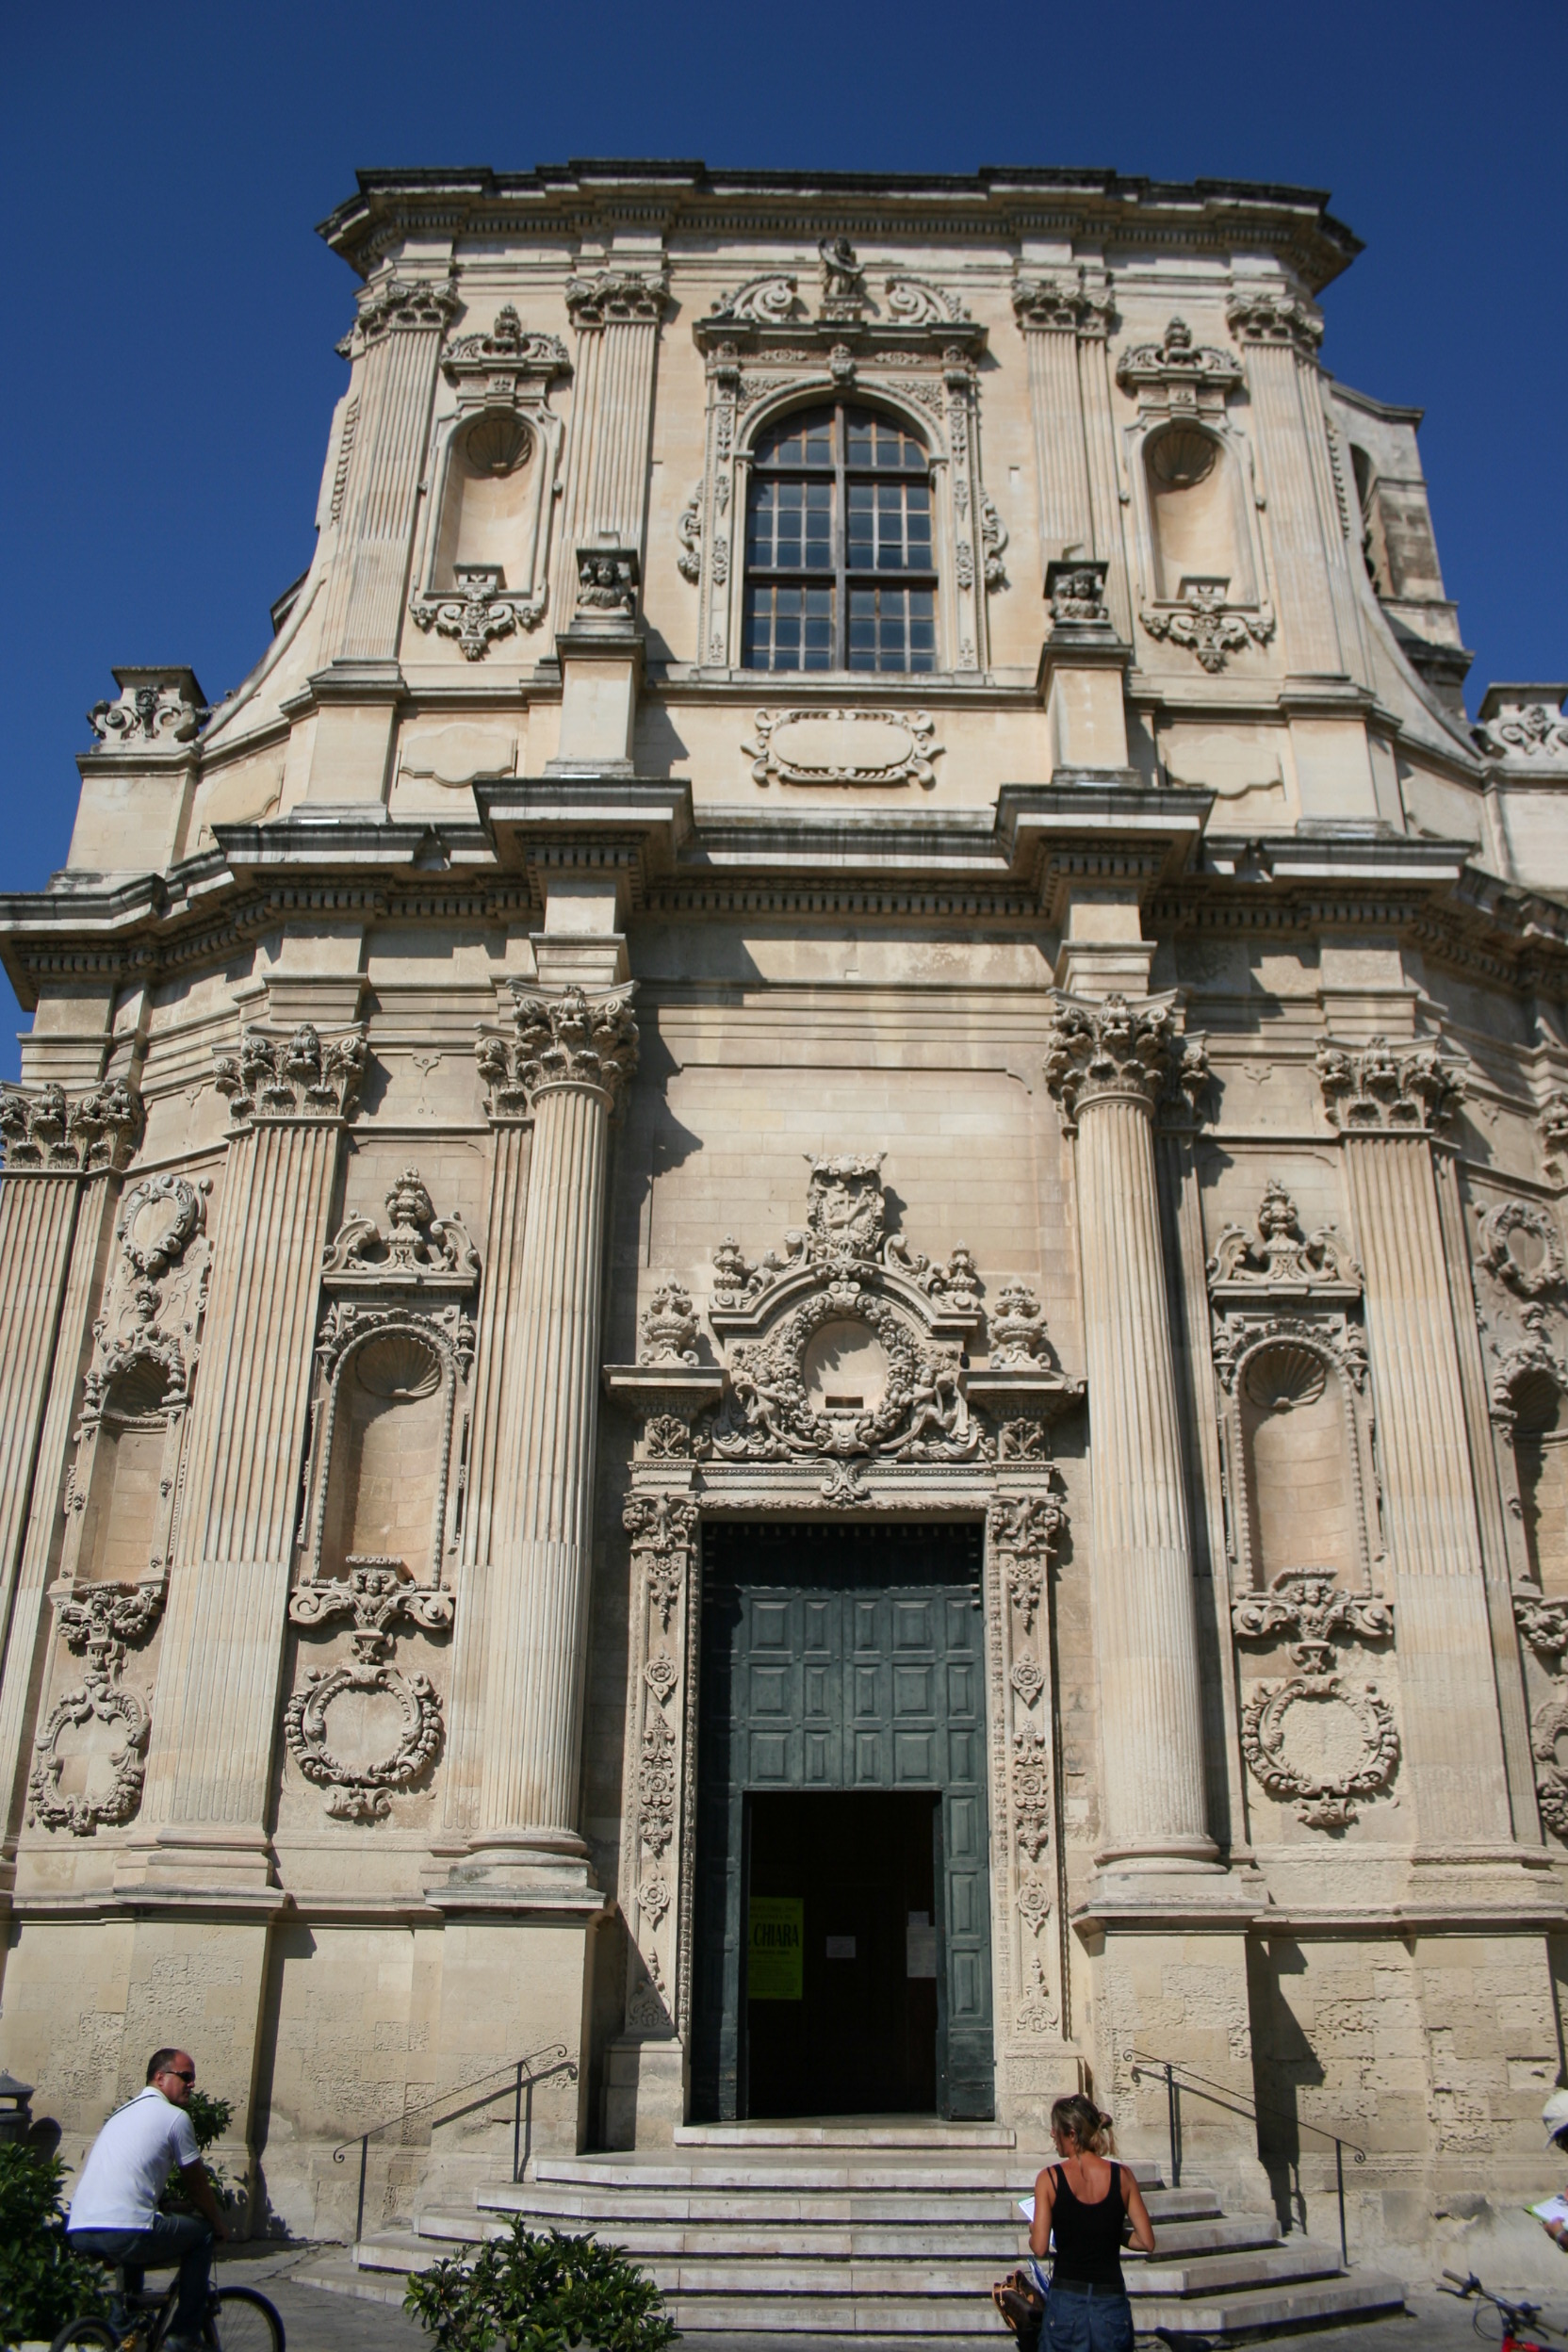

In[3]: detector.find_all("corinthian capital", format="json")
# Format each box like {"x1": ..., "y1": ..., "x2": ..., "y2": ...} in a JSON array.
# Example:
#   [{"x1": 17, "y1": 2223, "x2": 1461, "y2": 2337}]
[
  {"x1": 564, "y1": 270, "x2": 670, "y2": 328},
  {"x1": 1225, "y1": 289, "x2": 1324, "y2": 358},
  {"x1": 478, "y1": 985, "x2": 639, "y2": 1118},
  {"x1": 0, "y1": 1077, "x2": 142, "y2": 1173},
  {"x1": 1042, "y1": 992, "x2": 1208, "y2": 1132},
  {"x1": 1315, "y1": 1035, "x2": 1464, "y2": 1135},
  {"x1": 339, "y1": 273, "x2": 462, "y2": 358},
  {"x1": 212, "y1": 1023, "x2": 368, "y2": 1127}
]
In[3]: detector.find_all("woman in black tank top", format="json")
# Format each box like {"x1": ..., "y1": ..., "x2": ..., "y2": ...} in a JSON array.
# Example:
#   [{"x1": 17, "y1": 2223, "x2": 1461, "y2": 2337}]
[{"x1": 1027, "y1": 2094, "x2": 1154, "y2": 2352}]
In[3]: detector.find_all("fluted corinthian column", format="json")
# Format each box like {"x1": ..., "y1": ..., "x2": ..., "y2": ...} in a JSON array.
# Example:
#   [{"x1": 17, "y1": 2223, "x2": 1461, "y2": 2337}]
[
  {"x1": 317, "y1": 275, "x2": 462, "y2": 665},
  {"x1": 1044, "y1": 994, "x2": 1216, "y2": 1875},
  {"x1": 462, "y1": 985, "x2": 637, "y2": 1890},
  {"x1": 1226, "y1": 292, "x2": 1344, "y2": 679},
  {"x1": 1316, "y1": 1038, "x2": 1514, "y2": 1849},
  {"x1": 0, "y1": 1083, "x2": 141, "y2": 1882},
  {"x1": 128, "y1": 1022, "x2": 366, "y2": 1888}
]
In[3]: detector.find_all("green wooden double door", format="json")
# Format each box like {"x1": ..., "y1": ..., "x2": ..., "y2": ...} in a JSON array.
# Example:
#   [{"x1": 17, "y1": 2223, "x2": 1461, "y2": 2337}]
[{"x1": 693, "y1": 1520, "x2": 994, "y2": 2120}]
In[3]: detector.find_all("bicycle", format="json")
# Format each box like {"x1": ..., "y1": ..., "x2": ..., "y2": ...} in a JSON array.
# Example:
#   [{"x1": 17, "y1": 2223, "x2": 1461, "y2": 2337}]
[
  {"x1": 1440, "y1": 2268, "x2": 1564, "y2": 2352},
  {"x1": 49, "y1": 2262, "x2": 285, "y2": 2352}
]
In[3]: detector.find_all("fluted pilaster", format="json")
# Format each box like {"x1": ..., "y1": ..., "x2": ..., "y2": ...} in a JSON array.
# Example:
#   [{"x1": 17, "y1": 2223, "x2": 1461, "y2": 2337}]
[
  {"x1": 1019, "y1": 317, "x2": 1092, "y2": 568},
  {"x1": 1045, "y1": 995, "x2": 1214, "y2": 1870},
  {"x1": 468, "y1": 987, "x2": 637, "y2": 1875},
  {"x1": 133, "y1": 1028, "x2": 363, "y2": 1882},
  {"x1": 1227, "y1": 293, "x2": 1343, "y2": 678},
  {"x1": 440, "y1": 1113, "x2": 532, "y2": 1837},
  {"x1": 1317, "y1": 1037, "x2": 1512, "y2": 1846},
  {"x1": 0, "y1": 1109, "x2": 137, "y2": 1871},
  {"x1": 318, "y1": 276, "x2": 460, "y2": 664},
  {"x1": 556, "y1": 270, "x2": 669, "y2": 599}
]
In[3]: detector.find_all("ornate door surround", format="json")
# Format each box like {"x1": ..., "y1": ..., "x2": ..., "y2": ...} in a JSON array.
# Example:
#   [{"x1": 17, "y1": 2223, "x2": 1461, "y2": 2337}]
[{"x1": 603, "y1": 1156, "x2": 1083, "y2": 2128}]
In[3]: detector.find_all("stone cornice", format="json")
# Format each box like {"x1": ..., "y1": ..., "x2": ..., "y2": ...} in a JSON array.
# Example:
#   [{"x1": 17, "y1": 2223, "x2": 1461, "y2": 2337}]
[
  {"x1": 318, "y1": 166, "x2": 1362, "y2": 295},
  {"x1": 4, "y1": 808, "x2": 1567, "y2": 1011}
]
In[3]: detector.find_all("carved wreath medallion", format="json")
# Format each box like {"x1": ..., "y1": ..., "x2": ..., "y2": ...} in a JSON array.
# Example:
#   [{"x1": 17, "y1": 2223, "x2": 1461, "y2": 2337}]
[
  {"x1": 283, "y1": 1659, "x2": 443, "y2": 1821},
  {"x1": 284, "y1": 1565, "x2": 453, "y2": 1821},
  {"x1": 1239, "y1": 1673, "x2": 1398, "y2": 1830}
]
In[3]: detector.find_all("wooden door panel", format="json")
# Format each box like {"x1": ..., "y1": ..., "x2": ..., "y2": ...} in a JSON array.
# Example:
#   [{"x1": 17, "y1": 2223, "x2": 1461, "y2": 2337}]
[{"x1": 693, "y1": 1519, "x2": 994, "y2": 2122}]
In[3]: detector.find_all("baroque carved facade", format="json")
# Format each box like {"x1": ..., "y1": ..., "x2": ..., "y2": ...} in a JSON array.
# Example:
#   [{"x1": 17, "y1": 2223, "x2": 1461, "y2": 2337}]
[{"x1": 1, "y1": 160, "x2": 1567, "y2": 2276}]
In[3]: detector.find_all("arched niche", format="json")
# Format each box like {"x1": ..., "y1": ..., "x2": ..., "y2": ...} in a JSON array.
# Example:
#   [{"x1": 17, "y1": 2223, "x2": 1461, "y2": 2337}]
[
  {"x1": 1237, "y1": 1340, "x2": 1360, "y2": 1587},
  {"x1": 307, "y1": 1313, "x2": 464, "y2": 1583},
  {"x1": 1511, "y1": 1369, "x2": 1568, "y2": 1596},
  {"x1": 1143, "y1": 423, "x2": 1255, "y2": 606},
  {"x1": 1217, "y1": 1324, "x2": 1377, "y2": 1598},
  {"x1": 432, "y1": 410, "x2": 539, "y2": 590},
  {"x1": 63, "y1": 1358, "x2": 185, "y2": 1587}
]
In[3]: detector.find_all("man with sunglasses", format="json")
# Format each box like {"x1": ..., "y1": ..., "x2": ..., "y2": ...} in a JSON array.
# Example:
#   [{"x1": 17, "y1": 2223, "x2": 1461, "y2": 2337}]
[{"x1": 66, "y1": 2049, "x2": 229, "y2": 2349}]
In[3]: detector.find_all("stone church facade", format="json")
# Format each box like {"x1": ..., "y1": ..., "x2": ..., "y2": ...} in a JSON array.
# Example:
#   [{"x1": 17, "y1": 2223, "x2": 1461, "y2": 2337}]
[{"x1": 1, "y1": 160, "x2": 1566, "y2": 2265}]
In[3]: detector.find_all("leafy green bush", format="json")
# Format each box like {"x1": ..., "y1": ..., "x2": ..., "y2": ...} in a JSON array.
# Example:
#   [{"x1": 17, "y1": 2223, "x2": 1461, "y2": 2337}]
[
  {"x1": 404, "y1": 2219, "x2": 678, "y2": 2352},
  {"x1": 161, "y1": 2087, "x2": 244, "y2": 2221},
  {"x1": 0, "y1": 2144, "x2": 108, "y2": 2346}
]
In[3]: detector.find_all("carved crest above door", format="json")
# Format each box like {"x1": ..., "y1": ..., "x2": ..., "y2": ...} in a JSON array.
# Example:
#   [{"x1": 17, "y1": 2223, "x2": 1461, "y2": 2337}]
[{"x1": 605, "y1": 1155, "x2": 1083, "y2": 1493}]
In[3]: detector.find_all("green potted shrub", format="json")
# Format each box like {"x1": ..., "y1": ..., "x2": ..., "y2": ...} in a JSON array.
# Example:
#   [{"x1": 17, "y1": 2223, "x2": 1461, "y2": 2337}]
[
  {"x1": 0, "y1": 2146, "x2": 108, "y2": 2348},
  {"x1": 404, "y1": 2219, "x2": 678, "y2": 2352}
]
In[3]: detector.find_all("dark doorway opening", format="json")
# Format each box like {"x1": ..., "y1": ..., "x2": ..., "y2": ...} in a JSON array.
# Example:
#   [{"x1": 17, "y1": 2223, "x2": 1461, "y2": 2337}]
[{"x1": 747, "y1": 1789, "x2": 939, "y2": 2117}]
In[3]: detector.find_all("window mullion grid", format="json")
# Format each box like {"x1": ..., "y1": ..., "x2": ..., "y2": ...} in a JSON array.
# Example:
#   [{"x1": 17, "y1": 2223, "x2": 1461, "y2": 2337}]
[{"x1": 833, "y1": 401, "x2": 847, "y2": 672}]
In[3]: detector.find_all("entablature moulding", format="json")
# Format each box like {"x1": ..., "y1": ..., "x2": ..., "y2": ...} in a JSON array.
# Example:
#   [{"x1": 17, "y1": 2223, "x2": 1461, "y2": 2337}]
[{"x1": 5, "y1": 838, "x2": 1568, "y2": 1024}]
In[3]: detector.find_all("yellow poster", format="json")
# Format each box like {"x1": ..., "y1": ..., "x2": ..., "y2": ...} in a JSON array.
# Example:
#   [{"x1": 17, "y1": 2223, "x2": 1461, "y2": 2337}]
[{"x1": 748, "y1": 1895, "x2": 804, "y2": 2000}]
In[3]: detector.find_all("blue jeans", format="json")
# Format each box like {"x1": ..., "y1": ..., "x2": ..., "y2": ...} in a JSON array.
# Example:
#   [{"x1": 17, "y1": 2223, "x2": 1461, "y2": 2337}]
[
  {"x1": 68, "y1": 2214, "x2": 214, "y2": 2337},
  {"x1": 1044, "y1": 2282, "x2": 1135, "y2": 2352}
]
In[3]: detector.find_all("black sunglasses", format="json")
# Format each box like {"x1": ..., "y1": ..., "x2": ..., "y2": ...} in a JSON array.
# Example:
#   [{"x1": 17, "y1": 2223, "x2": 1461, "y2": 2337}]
[{"x1": 163, "y1": 2068, "x2": 196, "y2": 2083}]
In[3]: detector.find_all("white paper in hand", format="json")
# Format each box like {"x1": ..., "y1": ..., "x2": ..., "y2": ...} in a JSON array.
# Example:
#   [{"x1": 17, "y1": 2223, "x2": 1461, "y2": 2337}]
[
  {"x1": 1019, "y1": 2197, "x2": 1036, "y2": 2222},
  {"x1": 1530, "y1": 2194, "x2": 1568, "y2": 2225}
]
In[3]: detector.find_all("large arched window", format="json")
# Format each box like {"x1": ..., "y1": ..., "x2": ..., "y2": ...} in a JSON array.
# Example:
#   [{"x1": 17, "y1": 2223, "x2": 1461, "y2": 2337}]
[{"x1": 743, "y1": 403, "x2": 936, "y2": 674}]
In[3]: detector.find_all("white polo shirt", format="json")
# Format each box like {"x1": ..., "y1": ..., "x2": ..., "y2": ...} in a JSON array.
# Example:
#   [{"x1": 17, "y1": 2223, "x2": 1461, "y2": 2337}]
[{"x1": 69, "y1": 2086, "x2": 201, "y2": 2231}]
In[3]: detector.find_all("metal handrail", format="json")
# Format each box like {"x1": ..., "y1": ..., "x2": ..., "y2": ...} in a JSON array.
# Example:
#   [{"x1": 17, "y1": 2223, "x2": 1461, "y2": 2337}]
[
  {"x1": 1127, "y1": 2048, "x2": 1366, "y2": 2267},
  {"x1": 332, "y1": 2041, "x2": 579, "y2": 2246}
]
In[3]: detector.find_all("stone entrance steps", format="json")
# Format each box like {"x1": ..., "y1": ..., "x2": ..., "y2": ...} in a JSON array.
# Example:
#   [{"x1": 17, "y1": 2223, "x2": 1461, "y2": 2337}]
[{"x1": 319, "y1": 2121, "x2": 1407, "y2": 2336}]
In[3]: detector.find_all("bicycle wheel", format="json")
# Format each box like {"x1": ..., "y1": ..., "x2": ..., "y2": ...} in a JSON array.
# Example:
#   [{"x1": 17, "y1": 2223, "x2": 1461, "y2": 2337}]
[
  {"x1": 49, "y1": 2321, "x2": 118, "y2": 2352},
  {"x1": 207, "y1": 2287, "x2": 285, "y2": 2352}
]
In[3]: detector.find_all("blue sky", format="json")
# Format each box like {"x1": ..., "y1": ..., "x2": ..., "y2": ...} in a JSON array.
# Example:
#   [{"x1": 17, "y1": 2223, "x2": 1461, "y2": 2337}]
[{"x1": 3, "y1": 0, "x2": 1564, "y2": 1079}]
